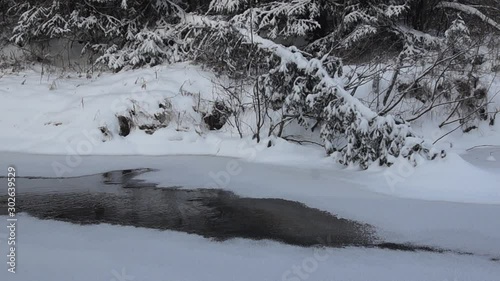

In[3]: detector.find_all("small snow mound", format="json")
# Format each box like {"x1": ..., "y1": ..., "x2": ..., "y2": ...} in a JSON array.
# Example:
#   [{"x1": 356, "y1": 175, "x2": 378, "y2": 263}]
[{"x1": 486, "y1": 155, "x2": 496, "y2": 162}]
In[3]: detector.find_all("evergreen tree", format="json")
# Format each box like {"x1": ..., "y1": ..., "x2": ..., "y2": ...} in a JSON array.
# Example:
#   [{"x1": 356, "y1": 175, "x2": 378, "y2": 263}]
[
  {"x1": 10, "y1": 0, "x2": 187, "y2": 69},
  {"x1": 4, "y1": 0, "x2": 499, "y2": 168}
]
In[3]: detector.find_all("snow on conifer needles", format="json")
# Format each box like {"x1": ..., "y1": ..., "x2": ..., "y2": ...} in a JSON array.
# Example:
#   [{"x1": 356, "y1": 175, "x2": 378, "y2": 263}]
[
  {"x1": 6, "y1": 0, "x2": 499, "y2": 169},
  {"x1": 183, "y1": 15, "x2": 445, "y2": 169}
]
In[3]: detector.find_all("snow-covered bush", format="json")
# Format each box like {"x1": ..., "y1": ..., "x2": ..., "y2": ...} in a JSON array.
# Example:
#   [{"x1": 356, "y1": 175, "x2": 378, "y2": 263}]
[
  {"x1": 378, "y1": 17, "x2": 491, "y2": 133},
  {"x1": 186, "y1": 13, "x2": 445, "y2": 167},
  {"x1": 211, "y1": 0, "x2": 323, "y2": 39},
  {"x1": 10, "y1": 0, "x2": 186, "y2": 70},
  {"x1": 258, "y1": 56, "x2": 342, "y2": 128},
  {"x1": 254, "y1": 40, "x2": 442, "y2": 169},
  {"x1": 4, "y1": 0, "x2": 499, "y2": 168}
]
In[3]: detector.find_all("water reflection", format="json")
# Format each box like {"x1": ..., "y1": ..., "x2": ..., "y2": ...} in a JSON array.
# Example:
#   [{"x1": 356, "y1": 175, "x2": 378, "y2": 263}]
[{"x1": 0, "y1": 169, "x2": 374, "y2": 247}]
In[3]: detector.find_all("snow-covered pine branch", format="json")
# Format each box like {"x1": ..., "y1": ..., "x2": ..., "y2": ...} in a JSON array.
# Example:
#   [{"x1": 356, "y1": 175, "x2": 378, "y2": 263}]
[
  {"x1": 11, "y1": 3, "x2": 71, "y2": 45},
  {"x1": 209, "y1": 0, "x2": 247, "y2": 13},
  {"x1": 183, "y1": 13, "x2": 445, "y2": 168},
  {"x1": 10, "y1": 0, "x2": 187, "y2": 69},
  {"x1": 305, "y1": 0, "x2": 413, "y2": 56},
  {"x1": 243, "y1": 29, "x2": 443, "y2": 168},
  {"x1": 223, "y1": 0, "x2": 322, "y2": 39}
]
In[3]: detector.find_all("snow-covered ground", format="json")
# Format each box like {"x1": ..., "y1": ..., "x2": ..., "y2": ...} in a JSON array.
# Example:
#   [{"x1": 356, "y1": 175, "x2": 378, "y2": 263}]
[
  {"x1": 1, "y1": 62, "x2": 498, "y2": 156},
  {"x1": 0, "y1": 214, "x2": 499, "y2": 281},
  {"x1": 1, "y1": 64, "x2": 500, "y2": 280},
  {"x1": 1, "y1": 153, "x2": 500, "y2": 281},
  {"x1": 0, "y1": 63, "x2": 499, "y2": 201}
]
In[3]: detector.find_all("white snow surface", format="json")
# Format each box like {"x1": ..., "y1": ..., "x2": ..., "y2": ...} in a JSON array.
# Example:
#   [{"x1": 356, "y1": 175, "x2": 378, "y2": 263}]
[
  {"x1": 1, "y1": 152, "x2": 500, "y2": 280},
  {"x1": 1, "y1": 63, "x2": 499, "y2": 204},
  {"x1": 0, "y1": 214, "x2": 499, "y2": 281},
  {"x1": 1, "y1": 152, "x2": 500, "y2": 257},
  {"x1": 1, "y1": 63, "x2": 500, "y2": 281}
]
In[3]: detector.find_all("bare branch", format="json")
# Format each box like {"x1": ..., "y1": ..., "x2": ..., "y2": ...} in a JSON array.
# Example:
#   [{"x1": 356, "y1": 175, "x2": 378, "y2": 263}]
[{"x1": 436, "y1": 1, "x2": 500, "y2": 31}]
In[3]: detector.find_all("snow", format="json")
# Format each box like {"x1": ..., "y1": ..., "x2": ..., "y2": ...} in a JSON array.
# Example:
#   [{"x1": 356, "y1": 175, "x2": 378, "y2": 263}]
[
  {"x1": 0, "y1": 63, "x2": 220, "y2": 154},
  {"x1": 1, "y1": 61, "x2": 500, "y2": 279},
  {"x1": 2, "y1": 4, "x2": 499, "y2": 280},
  {"x1": 236, "y1": 27, "x2": 379, "y2": 119},
  {"x1": 370, "y1": 153, "x2": 500, "y2": 204},
  {"x1": 1, "y1": 152, "x2": 500, "y2": 258},
  {"x1": 436, "y1": 1, "x2": 500, "y2": 31},
  {"x1": 0, "y1": 62, "x2": 328, "y2": 170},
  {"x1": 0, "y1": 63, "x2": 499, "y2": 203},
  {"x1": 0, "y1": 214, "x2": 499, "y2": 281}
]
